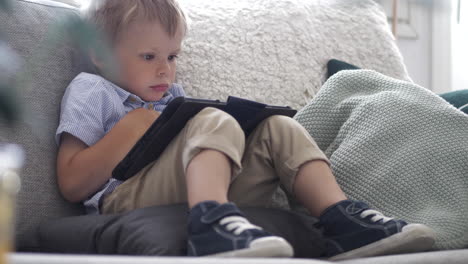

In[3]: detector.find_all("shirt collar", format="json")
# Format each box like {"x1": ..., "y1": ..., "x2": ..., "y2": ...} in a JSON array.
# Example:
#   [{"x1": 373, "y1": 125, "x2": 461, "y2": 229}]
[
  {"x1": 105, "y1": 79, "x2": 175, "y2": 105},
  {"x1": 105, "y1": 80, "x2": 134, "y2": 104}
]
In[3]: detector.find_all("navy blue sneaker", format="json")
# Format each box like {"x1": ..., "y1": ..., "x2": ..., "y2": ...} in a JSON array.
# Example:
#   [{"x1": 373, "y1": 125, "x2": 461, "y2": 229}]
[
  {"x1": 318, "y1": 200, "x2": 435, "y2": 261},
  {"x1": 187, "y1": 201, "x2": 294, "y2": 257}
]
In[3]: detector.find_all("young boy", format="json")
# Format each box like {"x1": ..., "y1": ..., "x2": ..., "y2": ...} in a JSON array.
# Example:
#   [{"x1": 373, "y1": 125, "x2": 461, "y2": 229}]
[{"x1": 55, "y1": 0, "x2": 435, "y2": 260}]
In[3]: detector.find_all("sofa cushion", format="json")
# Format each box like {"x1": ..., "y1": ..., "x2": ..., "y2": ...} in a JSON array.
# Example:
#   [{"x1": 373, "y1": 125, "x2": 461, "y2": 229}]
[
  {"x1": 438, "y1": 90, "x2": 468, "y2": 114},
  {"x1": 176, "y1": 0, "x2": 409, "y2": 110},
  {"x1": 38, "y1": 204, "x2": 325, "y2": 258},
  {"x1": 327, "y1": 59, "x2": 360, "y2": 80}
]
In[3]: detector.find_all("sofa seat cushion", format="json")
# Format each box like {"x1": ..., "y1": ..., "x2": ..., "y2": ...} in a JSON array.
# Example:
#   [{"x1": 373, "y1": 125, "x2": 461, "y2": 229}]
[{"x1": 38, "y1": 204, "x2": 325, "y2": 258}]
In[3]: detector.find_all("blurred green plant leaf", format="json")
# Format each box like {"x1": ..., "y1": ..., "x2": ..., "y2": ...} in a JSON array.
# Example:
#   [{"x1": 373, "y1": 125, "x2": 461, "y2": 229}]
[
  {"x1": 0, "y1": 42, "x2": 21, "y2": 125},
  {"x1": 0, "y1": 84, "x2": 19, "y2": 124},
  {"x1": 0, "y1": 12, "x2": 116, "y2": 127},
  {"x1": 9, "y1": 13, "x2": 116, "y2": 133},
  {"x1": 0, "y1": 0, "x2": 12, "y2": 12},
  {"x1": 48, "y1": 15, "x2": 117, "y2": 79},
  {"x1": 0, "y1": 0, "x2": 19, "y2": 125}
]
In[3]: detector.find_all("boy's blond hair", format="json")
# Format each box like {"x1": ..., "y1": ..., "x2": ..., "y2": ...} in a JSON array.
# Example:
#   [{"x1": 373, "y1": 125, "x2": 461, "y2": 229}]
[{"x1": 84, "y1": 0, "x2": 187, "y2": 44}]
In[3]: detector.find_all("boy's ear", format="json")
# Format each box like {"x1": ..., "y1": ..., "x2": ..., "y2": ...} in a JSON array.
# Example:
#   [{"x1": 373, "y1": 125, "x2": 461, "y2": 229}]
[
  {"x1": 89, "y1": 50, "x2": 104, "y2": 71},
  {"x1": 87, "y1": 41, "x2": 118, "y2": 79}
]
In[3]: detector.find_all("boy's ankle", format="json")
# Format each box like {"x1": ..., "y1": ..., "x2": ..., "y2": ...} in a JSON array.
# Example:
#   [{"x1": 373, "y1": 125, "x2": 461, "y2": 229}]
[
  {"x1": 317, "y1": 199, "x2": 350, "y2": 219},
  {"x1": 316, "y1": 200, "x2": 435, "y2": 260},
  {"x1": 188, "y1": 200, "x2": 239, "y2": 224},
  {"x1": 317, "y1": 199, "x2": 406, "y2": 237},
  {"x1": 189, "y1": 200, "x2": 222, "y2": 215},
  {"x1": 187, "y1": 201, "x2": 293, "y2": 257}
]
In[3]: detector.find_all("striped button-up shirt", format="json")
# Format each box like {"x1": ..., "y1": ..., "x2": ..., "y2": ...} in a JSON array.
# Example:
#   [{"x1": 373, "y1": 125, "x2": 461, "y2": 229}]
[{"x1": 56, "y1": 72, "x2": 186, "y2": 214}]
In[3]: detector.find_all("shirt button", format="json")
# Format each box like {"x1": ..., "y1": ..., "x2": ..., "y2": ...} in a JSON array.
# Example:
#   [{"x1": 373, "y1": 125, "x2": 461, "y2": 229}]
[{"x1": 148, "y1": 103, "x2": 154, "y2": 109}]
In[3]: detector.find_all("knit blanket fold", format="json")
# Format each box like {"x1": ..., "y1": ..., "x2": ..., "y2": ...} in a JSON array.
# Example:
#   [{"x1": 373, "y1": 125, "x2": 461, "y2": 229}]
[{"x1": 294, "y1": 70, "x2": 468, "y2": 250}]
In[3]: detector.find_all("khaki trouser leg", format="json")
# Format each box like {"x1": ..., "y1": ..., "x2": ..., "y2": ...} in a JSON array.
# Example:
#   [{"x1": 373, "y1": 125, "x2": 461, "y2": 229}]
[
  {"x1": 228, "y1": 115, "x2": 329, "y2": 207},
  {"x1": 102, "y1": 107, "x2": 245, "y2": 214}
]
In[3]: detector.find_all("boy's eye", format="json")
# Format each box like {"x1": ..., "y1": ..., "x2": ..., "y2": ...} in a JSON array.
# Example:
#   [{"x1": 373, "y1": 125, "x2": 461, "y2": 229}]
[
  {"x1": 142, "y1": 54, "x2": 155, "y2": 61},
  {"x1": 168, "y1": 55, "x2": 179, "y2": 61}
]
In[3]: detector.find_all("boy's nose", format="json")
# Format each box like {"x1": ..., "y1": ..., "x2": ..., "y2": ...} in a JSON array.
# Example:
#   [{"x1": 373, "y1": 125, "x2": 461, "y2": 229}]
[{"x1": 157, "y1": 62, "x2": 170, "y2": 76}]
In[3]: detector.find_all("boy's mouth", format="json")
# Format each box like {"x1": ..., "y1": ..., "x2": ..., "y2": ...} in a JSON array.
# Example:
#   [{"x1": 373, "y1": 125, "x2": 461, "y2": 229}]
[{"x1": 150, "y1": 84, "x2": 169, "y2": 92}]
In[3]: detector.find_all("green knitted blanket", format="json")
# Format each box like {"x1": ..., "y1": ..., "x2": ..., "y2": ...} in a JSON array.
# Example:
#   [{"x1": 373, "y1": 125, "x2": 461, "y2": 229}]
[{"x1": 294, "y1": 70, "x2": 468, "y2": 250}]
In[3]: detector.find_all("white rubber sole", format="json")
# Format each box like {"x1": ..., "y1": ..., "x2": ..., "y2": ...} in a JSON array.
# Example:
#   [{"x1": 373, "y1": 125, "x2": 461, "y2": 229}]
[
  {"x1": 207, "y1": 236, "x2": 294, "y2": 258},
  {"x1": 329, "y1": 224, "x2": 436, "y2": 261}
]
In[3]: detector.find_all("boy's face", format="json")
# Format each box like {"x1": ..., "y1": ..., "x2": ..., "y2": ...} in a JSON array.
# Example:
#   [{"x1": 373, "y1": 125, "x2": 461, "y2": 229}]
[{"x1": 112, "y1": 20, "x2": 183, "y2": 102}]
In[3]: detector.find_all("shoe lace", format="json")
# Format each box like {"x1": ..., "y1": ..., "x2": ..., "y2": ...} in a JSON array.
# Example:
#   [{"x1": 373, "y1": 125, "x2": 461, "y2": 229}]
[
  {"x1": 219, "y1": 216, "x2": 262, "y2": 235},
  {"x1": 360, "y1": 209, "x2": 394, "y2": 223}
]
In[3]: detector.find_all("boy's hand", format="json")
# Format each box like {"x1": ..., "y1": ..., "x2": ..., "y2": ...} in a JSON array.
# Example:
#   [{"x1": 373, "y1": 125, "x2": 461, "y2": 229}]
[
  {"x1": 57, "y1": 107, "x2": 161, "y2": 203},
  {"x1": 125, "y1": 108, "x2": 161, "y2": 134}
]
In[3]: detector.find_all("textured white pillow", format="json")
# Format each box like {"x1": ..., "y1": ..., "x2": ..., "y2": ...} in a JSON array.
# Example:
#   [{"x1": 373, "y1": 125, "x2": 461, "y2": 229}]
[{"x1": 176, "y1": 0, "x2": 409, "y2": 110}]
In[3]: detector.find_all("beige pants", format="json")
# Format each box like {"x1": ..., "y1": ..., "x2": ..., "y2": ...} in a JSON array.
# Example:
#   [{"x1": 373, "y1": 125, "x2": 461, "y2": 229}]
[{"x1": 102, "y1": 107, "x2": 328, "y2": 214}]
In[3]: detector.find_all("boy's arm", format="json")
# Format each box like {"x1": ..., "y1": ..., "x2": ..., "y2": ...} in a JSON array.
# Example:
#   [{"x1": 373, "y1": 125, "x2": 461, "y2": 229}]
[{"x1": 57, "y1": 108, "x2": 160, "y2": 203}]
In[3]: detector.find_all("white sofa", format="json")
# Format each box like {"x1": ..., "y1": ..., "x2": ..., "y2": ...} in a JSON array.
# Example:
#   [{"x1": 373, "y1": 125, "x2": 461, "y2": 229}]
[{"x1": 2, "y1": 0, "x2": 467, "y2": 263}]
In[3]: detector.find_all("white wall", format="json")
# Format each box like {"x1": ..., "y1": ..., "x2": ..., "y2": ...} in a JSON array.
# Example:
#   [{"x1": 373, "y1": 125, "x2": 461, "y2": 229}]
[
  {"x1": 395, "y1": 0, "x2": 433, "y2": 90},
  {"x1": 452, "y1": 0, "x2": 468, "y2": 91},
  {"x1": 379, "y1": 0, "x2": 456, "y2": 93},
  {"x1": 431, "y1": 0, "x2": 453, "y2": 94}
]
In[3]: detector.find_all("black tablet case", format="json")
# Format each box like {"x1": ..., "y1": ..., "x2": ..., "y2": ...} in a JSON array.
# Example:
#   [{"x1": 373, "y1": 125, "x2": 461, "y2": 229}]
[{"x1": 112, "y1": 96, "x2": 297, "y2": 181}]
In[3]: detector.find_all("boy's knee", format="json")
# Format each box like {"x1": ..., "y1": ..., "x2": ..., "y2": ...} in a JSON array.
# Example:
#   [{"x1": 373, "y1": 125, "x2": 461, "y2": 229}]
[
  {"x1": 260, "y1": 115, "x2": 308, "y2": 139},
  {"x1": 194, "y1": 107, "x2": 242, "y2": 130},
  {"x1": 187, "y1": 107, "x2": 244, "y2": 140},
  {"x1": 183, "y1": 108, "x2": 245, "y2": 172},
  {"x1": 264, "y1": 115, "x2": 298, "y2": 128},
  {"x1": 198, "y1": 107, "x2": 229, "y2": 118}
]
